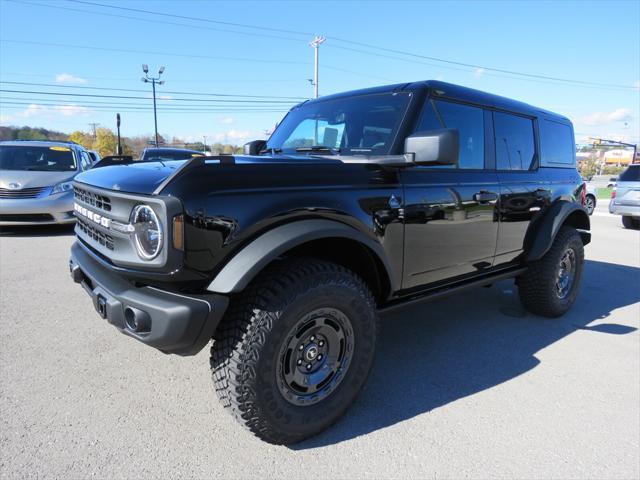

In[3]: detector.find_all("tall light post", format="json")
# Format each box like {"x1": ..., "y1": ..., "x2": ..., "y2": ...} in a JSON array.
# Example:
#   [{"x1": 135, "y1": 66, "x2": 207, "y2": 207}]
[
  {"x1": 309, "y1": 36, "x2": 325, "y2": 99},
  {"x1": 141, "y1": 64, "x2": 165, "y2": 147}
]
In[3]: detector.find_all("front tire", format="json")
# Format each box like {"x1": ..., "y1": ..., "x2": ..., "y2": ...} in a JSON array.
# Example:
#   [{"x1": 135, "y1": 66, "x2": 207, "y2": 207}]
[
  {"x1": 518, "y1": 226, "x2": 584, "y2": 318},
  {"x1": 210, "y1": 258, "x2": 378, "y2": 445}
]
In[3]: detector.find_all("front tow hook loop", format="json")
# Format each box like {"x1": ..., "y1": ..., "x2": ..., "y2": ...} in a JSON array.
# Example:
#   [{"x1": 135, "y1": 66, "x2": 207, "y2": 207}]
[
  {"x1": 96, "y1": 294, "x2": 107, "y2": 319},
  {"x1": 70, "y1": 263, "x2": 83, "y2": 284}
]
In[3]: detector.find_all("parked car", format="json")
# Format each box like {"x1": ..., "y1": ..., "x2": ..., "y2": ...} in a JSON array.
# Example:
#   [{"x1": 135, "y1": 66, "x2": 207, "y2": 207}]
[
  {"x1": 585, "y1": 185, "x2": 598, "y2": 215},
  {"x1": 0, "y1": 140, "x2": 93, "y2": 226},
  {"x1": 69, "y1": 80, "x2": 590, "y2": 444},
  {"x1": 140, "y1": 147, "x2": 204, "y2": 161},
  {"x1": 607, "y1": 177, "x2": 618, "y2": 188},
  {"x1": 609, "y1": 164, "x2": 640, "y2": 229},
  {"x1": 87, "y1": 150, "x2": 101, "y2": 164}
]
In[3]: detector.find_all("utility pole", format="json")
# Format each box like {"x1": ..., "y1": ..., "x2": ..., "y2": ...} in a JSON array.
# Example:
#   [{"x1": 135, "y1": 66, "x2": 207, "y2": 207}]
[
  {"x1": 141, "y1": 64, "x2": 165, "y2": 147},
  {"x1": 203, "y1": 135, "x2": 207, "y2": 154},
  {"x1": 309, "y1": 36, "x2": 325, "y2": 99},
  {"x1": 116, "y1": 113, "x2": 122, "y2": 155},
  {"x1": 88, "y1": 122, "x2": 99, "y2": 140}
]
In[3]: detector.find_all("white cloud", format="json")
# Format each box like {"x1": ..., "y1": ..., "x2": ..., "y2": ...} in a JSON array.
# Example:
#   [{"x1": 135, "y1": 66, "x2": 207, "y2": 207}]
[
  {"x1": 219, "y1": 116, "x2": 235, "y2": 125},
  {"x1": 55, "y1": 73, "x2": 87, "y2": 84},
  {"x1": 158, "y1": 95, "x2": 173, "y2": 101},
  {"x1": 54, "y1": 104, "x2": 90, "y2": 117},
  {"x1": 582, "y1": 108, "x2": 633, "y2": 126},
  {"x1": 473, "y1": 68, "x2": 485, "y2": 78},
  {"x1": 19, "y1": 104, "x2": 48, "y2": 118},
  {"x1": 213, "y1": 130, "x2": 255, "y2": 143},
  {"x1": 0, "y1": 113, "x2": 14, "y2": 123}
]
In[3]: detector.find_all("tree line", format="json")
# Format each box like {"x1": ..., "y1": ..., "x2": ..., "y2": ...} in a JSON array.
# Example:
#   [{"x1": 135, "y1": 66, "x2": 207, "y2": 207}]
[{"x1": 0, "y1": 126, "x2": 243, "y2": 158}]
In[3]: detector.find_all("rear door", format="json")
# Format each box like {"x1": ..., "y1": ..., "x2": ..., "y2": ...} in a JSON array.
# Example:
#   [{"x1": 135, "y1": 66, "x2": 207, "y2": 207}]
[{"x1": 401, "y1": 99, "x2": 499, "y2": 289}]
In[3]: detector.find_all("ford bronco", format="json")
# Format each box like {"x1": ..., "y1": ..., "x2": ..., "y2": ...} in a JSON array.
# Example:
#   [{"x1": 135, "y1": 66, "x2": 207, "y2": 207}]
[{"x1": 69, "y1": 81, "x2": 590, "y2": 444}]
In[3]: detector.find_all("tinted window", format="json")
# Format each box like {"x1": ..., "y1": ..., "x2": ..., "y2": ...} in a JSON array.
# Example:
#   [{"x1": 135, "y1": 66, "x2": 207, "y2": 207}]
[
  {"x1": 539, "y1": 119, "x2": 574, "y2": 166},
  {"x1": 0, "y1": 145, "x2": 77, "y2": 171},
  {"x1": 494, "y1": 112, "x2": 536, "y2": 170},
  {"x1": 268, "y1": 93, "x2": 411, "y2": 156},
  {"x1": 80, "y1": 151, "x2": 91, "y2": 170},
  {"x1": 417, "y1": 100, "x2": 484, "y2": 169},
  {"x1": 141, "y1": 149, "x2": 203, "y2": 161},
  {"x1": 619, "y1": 165, "x2": 640, "y2": 182}
]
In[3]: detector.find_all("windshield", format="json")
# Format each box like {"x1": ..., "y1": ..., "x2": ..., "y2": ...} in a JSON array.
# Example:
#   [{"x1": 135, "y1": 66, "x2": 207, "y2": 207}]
[
  {"x1": 141, "y1": 149, "x2": 203, "y2": 161},
  {"x1": 267, "y1": 92, "x2": 411, "y2": 156},
  {"x1": 618, "y1": 165, "x2": 640, "y2": 182},
  {"x1": 0, "y1": 145, "x2": 77, "y2": 171}
]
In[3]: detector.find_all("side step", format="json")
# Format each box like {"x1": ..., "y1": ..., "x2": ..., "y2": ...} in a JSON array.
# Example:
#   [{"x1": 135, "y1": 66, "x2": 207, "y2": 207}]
[{"x1": 379, "y1": 267, "x2": 527, "y2": 315}]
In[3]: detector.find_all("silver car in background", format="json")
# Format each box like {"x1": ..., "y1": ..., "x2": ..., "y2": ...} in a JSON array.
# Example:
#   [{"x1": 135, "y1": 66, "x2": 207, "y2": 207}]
[
  {"x1": 0, "y1": 140, "x2": 93, "y2": 226},
  {"x1": 609, "y1": 164, "x2": 640, "y2": 229}
]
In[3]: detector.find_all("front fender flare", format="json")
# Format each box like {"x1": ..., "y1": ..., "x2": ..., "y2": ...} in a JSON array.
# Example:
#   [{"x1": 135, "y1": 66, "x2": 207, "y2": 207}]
[
  {"x1": 524, "y1": 201, "x2": 590, "y2": 262},
  {"x1": 206, "y1": 219, "x2": 396, "y2": 294}
]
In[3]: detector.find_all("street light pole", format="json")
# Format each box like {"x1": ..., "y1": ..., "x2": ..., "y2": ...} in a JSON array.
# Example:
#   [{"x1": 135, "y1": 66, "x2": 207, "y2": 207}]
[
  {"x1": 142, "y1": 64, "x2": 165, "y2": 148},
  {"x1": 309, "y1": 36, "x2": 325, "y2": 99}
]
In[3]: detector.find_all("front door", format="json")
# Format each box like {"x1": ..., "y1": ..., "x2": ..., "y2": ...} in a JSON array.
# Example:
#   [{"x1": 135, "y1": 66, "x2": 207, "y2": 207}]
[{"x1": 401, "y1": 99, "x2": 499, "y2": 289}]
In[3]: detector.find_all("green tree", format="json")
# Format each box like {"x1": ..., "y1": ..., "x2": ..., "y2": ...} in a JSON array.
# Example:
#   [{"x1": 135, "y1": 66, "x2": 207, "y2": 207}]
[{"x1": 92, "y1": 127, "x2": 117, "y2": 157}]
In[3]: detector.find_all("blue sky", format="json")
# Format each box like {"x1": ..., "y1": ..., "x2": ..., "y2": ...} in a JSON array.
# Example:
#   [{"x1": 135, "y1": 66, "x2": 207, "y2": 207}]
[{"x1": 1, "y1": 0, "x2": 638, "y2": 146}]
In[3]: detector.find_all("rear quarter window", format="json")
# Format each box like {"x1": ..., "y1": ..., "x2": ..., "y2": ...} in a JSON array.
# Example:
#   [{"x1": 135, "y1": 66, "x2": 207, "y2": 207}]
[
  {"x1": 618, "y1": 165, "x2": 640, "y2": 182},
  {"x1": 540, "y1": 119, "x2": 575, "y2": 167}
]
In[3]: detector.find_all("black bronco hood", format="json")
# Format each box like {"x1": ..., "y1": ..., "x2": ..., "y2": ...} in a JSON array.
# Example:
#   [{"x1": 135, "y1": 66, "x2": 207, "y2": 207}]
[{"x1": 74, "y1": 155, "x2": 342, "y2": 195}]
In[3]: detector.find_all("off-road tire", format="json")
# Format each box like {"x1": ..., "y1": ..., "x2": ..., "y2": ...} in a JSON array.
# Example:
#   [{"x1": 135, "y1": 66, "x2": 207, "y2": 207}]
[
  {"x1": 210, "y1": 258, "x2": 378, "y2": 445},
  {"x1": 622, "y1": 216, "x2": 639, "y2": 229},
  {"x1": 517, "y1": 226, "x2": 584, "y2": 318}
]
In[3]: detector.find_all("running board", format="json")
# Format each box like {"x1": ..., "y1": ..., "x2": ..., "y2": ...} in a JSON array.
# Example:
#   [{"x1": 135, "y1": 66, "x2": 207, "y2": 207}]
[{"x1": 379, "y1": 267, "x2": 527, "y2": 315}]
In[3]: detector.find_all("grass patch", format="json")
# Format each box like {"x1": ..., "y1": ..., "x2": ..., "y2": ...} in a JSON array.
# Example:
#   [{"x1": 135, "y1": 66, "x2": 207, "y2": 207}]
[{"x1": 597, "y1": 187, "x2": 613, "y2": 200}]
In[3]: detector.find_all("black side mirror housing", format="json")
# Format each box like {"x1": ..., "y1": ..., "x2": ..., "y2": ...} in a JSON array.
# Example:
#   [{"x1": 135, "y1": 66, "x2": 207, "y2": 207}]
[
  {"x1": 404, "y1": 129, "x2": 459, "y2": 166},
  {"x1": 243, "y1": 140, "x2": 266, "y2": 155}
]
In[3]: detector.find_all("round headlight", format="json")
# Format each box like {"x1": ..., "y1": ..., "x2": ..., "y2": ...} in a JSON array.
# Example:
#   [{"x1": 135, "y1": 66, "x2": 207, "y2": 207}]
[{"x1": 131, "y1": 205, "x2": 162, "y2": 260}]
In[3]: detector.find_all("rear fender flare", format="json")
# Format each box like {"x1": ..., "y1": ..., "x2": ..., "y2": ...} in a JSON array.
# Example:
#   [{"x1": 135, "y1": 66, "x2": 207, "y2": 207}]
[
  {"x1": 206, "y1": 219, "x2": 396, "y2": 294},
  {"x1": 524, "y1": 201, "x2": 590, "y2": 262}
]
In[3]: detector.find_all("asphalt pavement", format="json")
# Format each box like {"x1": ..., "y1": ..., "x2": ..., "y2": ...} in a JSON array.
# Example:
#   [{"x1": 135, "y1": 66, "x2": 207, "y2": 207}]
[{"x1": 1, "y1": 204, "x2": 638, "y2": 479}]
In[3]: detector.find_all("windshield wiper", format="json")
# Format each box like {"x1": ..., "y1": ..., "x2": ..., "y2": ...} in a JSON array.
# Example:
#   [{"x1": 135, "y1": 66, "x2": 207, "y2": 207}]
[
  {"x1": 295, "y1": 146, "x2": 341, "y2": 155},
  {"x1": 259, "y1": 147, "x2": 282, "y2": 155}
]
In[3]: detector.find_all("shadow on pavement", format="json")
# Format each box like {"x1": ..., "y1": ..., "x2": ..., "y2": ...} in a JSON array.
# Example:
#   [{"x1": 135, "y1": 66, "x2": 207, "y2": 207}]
[
  {"x1": 0, "y1": 224, "x2": 75, "y2": 237},
  {"x1": 294, "y1": 259, "x2": 639, "y2": 449}
]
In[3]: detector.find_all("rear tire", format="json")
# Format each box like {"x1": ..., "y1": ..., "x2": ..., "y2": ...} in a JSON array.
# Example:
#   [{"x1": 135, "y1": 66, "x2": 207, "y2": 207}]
[
  {"x1": 585, "y1": 195, "x2": 596, "y2": 215},
  {"x1": 518, "y1": 226, "x2": 584, "y2": 318},
  {"x1": 210, "y1": 258, "x2": 378, "y2": 445},
  {"x1": 622, "y1": 216, "x2": 639, "y2": 229}
]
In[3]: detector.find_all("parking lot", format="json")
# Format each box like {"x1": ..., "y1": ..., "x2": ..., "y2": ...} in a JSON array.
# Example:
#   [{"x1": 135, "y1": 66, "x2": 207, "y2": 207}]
[{"x1": 0, "y1": 204, "x2": 638, "y2": 479}]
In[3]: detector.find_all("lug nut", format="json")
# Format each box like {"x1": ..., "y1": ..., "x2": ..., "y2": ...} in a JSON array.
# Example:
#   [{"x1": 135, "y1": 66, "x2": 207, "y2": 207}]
[
  {"x1": 318, "y1": 340, "x2": 324, "y2": 347},
  {"x1": 317, "y1": 354, "x2": 323, "y2": 361},
  {"x1": 306, "y1": 364, "x2": 312, "y2": 371},
  {"x1": 297, "y1": 359, "x2": 302, "y2": 366},
  {"x1": 310, "y1": 335, "x2": 315, "y2": 342},
  {"x1": 298, "y1": 344, "x2": 304, "y2": 351}
]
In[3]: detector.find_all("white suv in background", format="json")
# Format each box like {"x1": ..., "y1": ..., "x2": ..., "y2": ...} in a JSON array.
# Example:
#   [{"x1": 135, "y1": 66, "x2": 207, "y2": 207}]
[{"x1": 609, "y1": 164, "x2": 640, "y2": 229}]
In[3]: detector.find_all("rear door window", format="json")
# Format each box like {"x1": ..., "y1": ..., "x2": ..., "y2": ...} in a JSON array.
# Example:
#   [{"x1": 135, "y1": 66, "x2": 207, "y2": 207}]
[
  {"x1": 539, "y1": 119, "x2": 575, "y2": 166},
  {"x1": 619, "y1": 165, "x2": 640, "y2": 182},
  {"x1": 494, "y1": 112, "x2": 536, "y2": 170}
]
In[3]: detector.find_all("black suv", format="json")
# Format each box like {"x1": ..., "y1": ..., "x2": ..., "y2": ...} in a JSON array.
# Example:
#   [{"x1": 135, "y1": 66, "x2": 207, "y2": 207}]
[{"x1": 69, "y1": 81, "x2": 590, "y2": 444}]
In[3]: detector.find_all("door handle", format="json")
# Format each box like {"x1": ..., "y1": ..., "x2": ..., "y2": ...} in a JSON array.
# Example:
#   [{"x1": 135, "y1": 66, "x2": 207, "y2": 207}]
[{"x1": 474, "y1": 191, "x2": 498, "y2": 203}]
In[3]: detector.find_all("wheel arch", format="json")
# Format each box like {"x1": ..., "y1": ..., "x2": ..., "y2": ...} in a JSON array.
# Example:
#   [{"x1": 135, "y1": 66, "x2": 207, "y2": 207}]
[
  {"x1": 524, "y1": 201, "x2": 591, "y2": 262},
  {"x1": 206, "y1": 219, "x2": 396, "y2": 303}
]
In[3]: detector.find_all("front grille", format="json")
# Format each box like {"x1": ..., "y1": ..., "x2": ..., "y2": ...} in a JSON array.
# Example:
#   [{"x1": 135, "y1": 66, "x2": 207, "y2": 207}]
[
  {"x1": 76, "y1": 217, "x2": 114, "y2": 250},
  {"x1": 0, "y1": 213, "x2": 54, "y2": 222},
  {"x1": 74, "y1": 186, "x2": 112, "y2": 212},
  {"x1": 0, "y1": 187, "x2": 48, "y2": 199}
]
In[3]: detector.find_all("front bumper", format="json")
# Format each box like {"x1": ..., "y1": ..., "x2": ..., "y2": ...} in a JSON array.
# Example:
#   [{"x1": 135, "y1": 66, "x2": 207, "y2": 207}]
[
  {"x1": 609, "y1": 200, "x2": 640, "y2": 218},
  {"x1": 0, "y1": 191, "x2": 75, "y2": 225},
  {"x1": 69, "y1": 241, "x2": 229, "y2": 356}
]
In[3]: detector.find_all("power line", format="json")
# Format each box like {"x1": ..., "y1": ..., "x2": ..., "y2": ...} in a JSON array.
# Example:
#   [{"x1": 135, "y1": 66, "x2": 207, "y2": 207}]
[
  {"x1": 0, "y1": 89, "x2": 300, "y2": 104},
  {"x1": 39, "y1": 0, "x2": 638, "y2": 91},
  {"x1": 0, "y1": 81, "x2": 307, "y2": 100}
]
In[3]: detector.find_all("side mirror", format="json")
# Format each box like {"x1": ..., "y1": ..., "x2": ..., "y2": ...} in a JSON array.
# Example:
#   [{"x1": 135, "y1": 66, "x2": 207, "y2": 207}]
[
  {"x1": 404, "y1": 129, "x2": 459, "y2": 166},
  {"x1": 243, "y1": 140, "x2": 266, "y2": 155}
]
